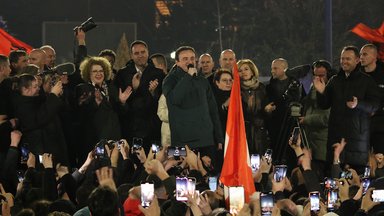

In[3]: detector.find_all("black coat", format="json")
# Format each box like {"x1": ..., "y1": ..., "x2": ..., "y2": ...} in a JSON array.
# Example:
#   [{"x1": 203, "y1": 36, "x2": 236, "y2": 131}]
[
  {"x1": 163, "y1": 66, "x2": 224, "y2": 149},
  {"x1": 317, "y1": 66, "x2": 380, "y2": 165},
  {"x1": 76, "y1": 83, "x2": 121, "y2": 157},
  {"x1": 114, "y1": 60, "x2": 164, "y2": 146},
  {"x1": 13, "y1": 93, "x2": 69, "y2": 164}
]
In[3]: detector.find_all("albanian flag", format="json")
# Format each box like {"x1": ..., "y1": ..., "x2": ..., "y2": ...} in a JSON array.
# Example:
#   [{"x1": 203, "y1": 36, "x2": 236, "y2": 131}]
[
  {"x1": 351, "y1": 22, "x2": 384, "y2": 61},
  {"x1": 0, "y1": 28, "x2": 33, "y2": 55}
]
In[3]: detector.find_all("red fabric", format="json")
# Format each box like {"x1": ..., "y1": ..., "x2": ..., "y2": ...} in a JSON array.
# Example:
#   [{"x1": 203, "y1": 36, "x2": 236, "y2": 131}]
[
  {"x1": 123, "y1": 197, "x2": 144, "y2": 216},
  {"x1": 220, "y1": 64, "x2": 256, "y2": 203},
  {"x1": 0, "y1": 28, "x2": 33, "y2": 55},
  {"x1": 351, "y1": 22, "x2": 384, "y2": 61}
]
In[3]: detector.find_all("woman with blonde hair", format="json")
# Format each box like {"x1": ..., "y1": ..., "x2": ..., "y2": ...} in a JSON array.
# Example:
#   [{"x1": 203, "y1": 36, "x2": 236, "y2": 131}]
[{"x1": 237, "y1": 59, "x2": 269, "y2": 154}]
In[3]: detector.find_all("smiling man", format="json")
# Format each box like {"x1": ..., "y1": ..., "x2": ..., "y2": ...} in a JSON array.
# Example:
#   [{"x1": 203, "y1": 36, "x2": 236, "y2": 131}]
[
  {"x1": 114, "y1": 40, "x2": 164, "y2": 151},
  {"x1": 162, "y1": 46, "x2": 223, "y2": 163},
  {"x1": 314, "y1": 45, "x2": 381, "y2": 172}
]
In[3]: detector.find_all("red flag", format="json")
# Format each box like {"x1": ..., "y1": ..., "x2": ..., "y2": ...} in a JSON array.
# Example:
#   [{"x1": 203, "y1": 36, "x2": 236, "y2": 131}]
[
  {"x1": 220, "y1": 64, "x2": 255, "y2": 203},
  {"x1": 351, "y1": 22, "x2": 384, "y2": 61},
  {"x1": 0, "y1": 28, "x2": 33, "y2": 55}
]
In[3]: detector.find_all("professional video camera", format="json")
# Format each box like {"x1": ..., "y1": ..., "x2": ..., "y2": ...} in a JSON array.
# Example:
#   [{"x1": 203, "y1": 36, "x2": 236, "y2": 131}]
[
  {"x1": 42, "y1": 62, "x2": 76, "y2": 86},
  {"x1": 73, "y1": 17, "x2": 97, "y2": 33}
]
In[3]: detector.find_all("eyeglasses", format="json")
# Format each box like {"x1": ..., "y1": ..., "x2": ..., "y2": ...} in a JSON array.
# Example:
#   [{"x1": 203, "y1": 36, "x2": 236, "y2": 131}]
[
  {"x1": 91, "y1": 70, "x2": 104, "y2": 74},
  {"x1": 220, "y1": 79, "x2": 233, "y2": 83}
]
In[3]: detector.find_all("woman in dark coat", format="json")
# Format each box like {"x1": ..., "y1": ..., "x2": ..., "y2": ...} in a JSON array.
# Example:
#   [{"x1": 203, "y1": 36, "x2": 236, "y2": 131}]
[
  {"x1": 212, "y1": 69, "x2": 233, "y2": 172},
  {"x1": 13, "y1": 74, "x2": 69, "y2": 164},
  {"x1": 76, "y1": 57, "x2": 127, "y2": 163},
  {"x1": 237, "y1": 59, "x2": 270, "y2": 155}
]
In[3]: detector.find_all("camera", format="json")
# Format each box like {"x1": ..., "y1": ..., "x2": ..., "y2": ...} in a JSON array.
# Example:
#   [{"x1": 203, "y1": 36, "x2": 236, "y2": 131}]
[
  {"x1": 42, "y1": 62, "x2": 76, "y2": 86},
  {"x1": 73, "y1": 17, "x2": 97, "y2": 33}
]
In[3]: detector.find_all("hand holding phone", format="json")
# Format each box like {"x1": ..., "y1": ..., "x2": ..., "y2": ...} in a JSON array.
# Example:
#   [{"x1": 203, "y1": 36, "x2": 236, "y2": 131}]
[
  {"x1": 260, "y1": 192, "x2": 274, "y2": 216},
  {"x1": 251, "y1": 154, "x2": 260, "y2": 172},
  {"x1": 229, "y1": 186, "x2": 245, "y2": 215},
  {"x1": 327, "y1": 189, "x2": 338, "y2": 211},
  {"x1": 264, "y1": 149, "x2": 273, "y2": 164},
  {"x1": 273, "y1": 165, "x2": 287, "y2": 182},
  {"x1": 309, "y1": 191, "x2": 320, "y2": 213},
  {"x1": 291, "y1": 127, "x2": 301, "y2": 145},
  {"x1": 141, "y1": 181, "x2": 154, "y2": 208},
  {"x1": 209, "y1": 176, "x2": 218, "y2": 191},
  {"x1": 372, "y1": 190, "x2": 384, "y2": 202},
  {"x1": 176, "y1": 177, "x2": 196, "y2": 202}
]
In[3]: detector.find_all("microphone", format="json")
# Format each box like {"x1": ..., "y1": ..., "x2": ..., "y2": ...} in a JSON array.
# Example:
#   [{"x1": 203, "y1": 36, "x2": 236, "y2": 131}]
[{"x1": 187, "y1": 64, "x2": 197, "y2": 76}]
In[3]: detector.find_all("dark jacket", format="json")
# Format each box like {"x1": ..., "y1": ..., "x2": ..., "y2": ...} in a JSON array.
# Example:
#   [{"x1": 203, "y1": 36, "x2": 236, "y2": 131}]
[
  {"x1": 162, "y1": 66, "x2": 224, "y2": 148},
  {"x1": 76, "y1": 82, "x2": 121, "y2": 160},
  {"x1": 241, "y1": 82, "x2": 270, "y2": 154},
  {"x1": 114, "y1": 59, "x2": 164, "y2": 146},
  {"x1": 317, "y1": 66, "x2": 380, "y2": 165},
  {"x1": 13, "y1": 93, "x2": 69, "y2": 164},
  {"x1": 302, "y1": 87, "x2": 330, "y2": 161}
]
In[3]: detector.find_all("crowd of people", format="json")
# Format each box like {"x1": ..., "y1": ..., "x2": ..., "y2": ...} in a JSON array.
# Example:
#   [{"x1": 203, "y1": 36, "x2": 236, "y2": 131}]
[{"x1": 0, "y1": 27, "x2": 384, "y2": 215}]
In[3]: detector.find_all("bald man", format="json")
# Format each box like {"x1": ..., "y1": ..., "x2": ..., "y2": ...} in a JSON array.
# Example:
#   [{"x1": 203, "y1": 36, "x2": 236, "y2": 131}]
[
  {"x1": 360, "y1": 44, "x2": 384, "y2": 154},
  {"x1": 41, "y1": 45, "x2": 56, "y2": 68},
  {"x1": 265, "y1": 58, "x2": 301, "y2": 159},
  {"x1": 219, "y1": 49, "x2": 236, "y2": 71},
  {"x1": 198, "y1": 53, "x2": 215, "y2": 86},
  {"x1": 28, "y1": 49, "x2": 47, "y2": 73}
]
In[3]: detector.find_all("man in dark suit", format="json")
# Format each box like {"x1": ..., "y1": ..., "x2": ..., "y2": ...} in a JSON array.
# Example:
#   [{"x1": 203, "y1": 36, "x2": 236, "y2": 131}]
[{"x1": 114, "y1": 40, "x2": 164, "y2": 151}]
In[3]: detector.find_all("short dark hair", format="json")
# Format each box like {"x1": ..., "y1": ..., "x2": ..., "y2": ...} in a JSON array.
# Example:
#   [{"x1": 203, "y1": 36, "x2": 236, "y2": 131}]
[
  {"x1": 214, "y1": 68, "x2": 232, "y2": 82},
  {"x1": 150, "y1": 53, "x2": 167, "y2": 68},
  {"x1": 342, "y1": 45, "x2": 360, "y2": 58},
  {"x1": 175, "y1": 46, "x2": 195, "y2": 61},
  {"x1": 9, "y1": 50, "x2": 26, "y2": 64},
  {"x1": 130, "y1": 40, "x2": 148, "y2": 52},
  {"x1": 0, "y1": 54, "x2": 9, "y2": 66},
  {"x1": 98, "y1": 49, "x2": 116, "y2": 61},
  {"x1": 16, "y1": 73, "x2": 36, "y2": 93},
  {"x1": 88, "y1": 186, "x2": 119, "y2": 216}
]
